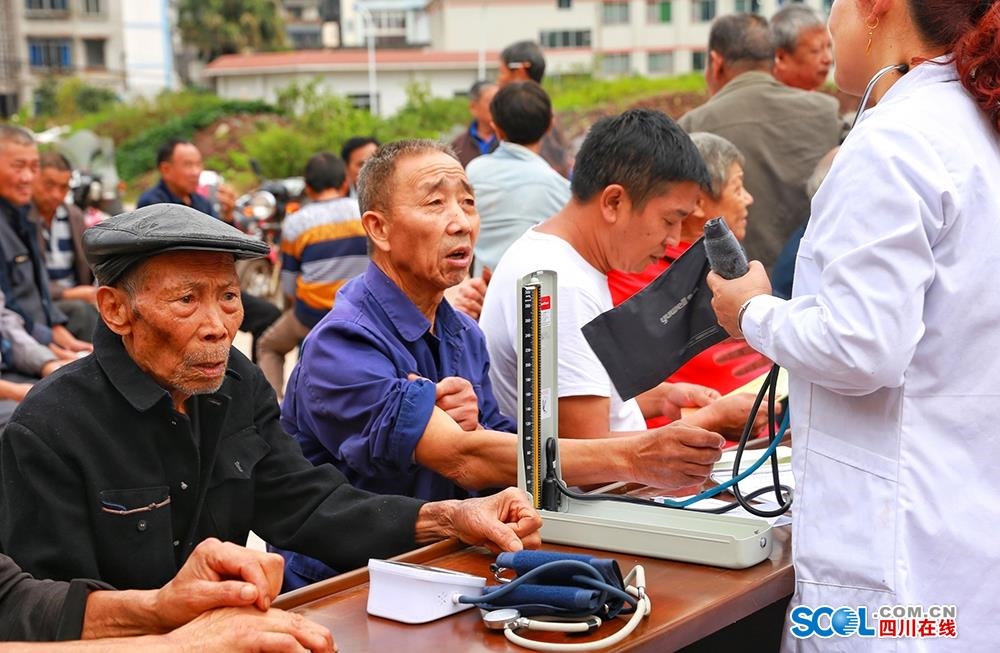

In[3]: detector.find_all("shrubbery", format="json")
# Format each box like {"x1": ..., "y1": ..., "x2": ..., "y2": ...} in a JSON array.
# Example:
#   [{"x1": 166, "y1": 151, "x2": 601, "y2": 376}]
[
  {"x1": 13, "y1": 72, "x2": 707, "y2": 189},
  {"x1": 114, "y1": 96, "x2": 274, "y2": 180}
]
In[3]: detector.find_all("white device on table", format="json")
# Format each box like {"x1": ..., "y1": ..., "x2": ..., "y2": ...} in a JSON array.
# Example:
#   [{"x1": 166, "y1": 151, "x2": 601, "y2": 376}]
[
  {"x1": 517, "y1": 270, "x2": 773, "y2": 568},
  {"x1": 366, "y1": 558, "x2": 485, "y2": 624}
]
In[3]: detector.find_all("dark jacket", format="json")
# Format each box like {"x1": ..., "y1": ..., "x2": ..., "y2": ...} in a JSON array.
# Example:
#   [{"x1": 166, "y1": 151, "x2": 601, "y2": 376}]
[
  {"x1": 137, "y1": 179, "x2": 216, "y2": 217},
  {"x1": 0, "y1": 555, "x2": 109, "y2": 642},
  {"x1": 451, "y1": 121, "x2": 498, "y2": 168},
  {"x1": 0, "y1": 198, "x2": 67, "y2": 334},
  {"x1": 28, "y1": 202, "x2": 95, "y2": 297},
  {"x1": 0, "y1": 321, "x2": 425, "y2": 590}
]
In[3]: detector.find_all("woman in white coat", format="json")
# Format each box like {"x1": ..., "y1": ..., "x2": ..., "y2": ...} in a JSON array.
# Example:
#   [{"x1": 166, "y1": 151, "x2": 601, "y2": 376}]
[{"x1": 707, "y1": 0, "x2": 1000, "y2": 650}]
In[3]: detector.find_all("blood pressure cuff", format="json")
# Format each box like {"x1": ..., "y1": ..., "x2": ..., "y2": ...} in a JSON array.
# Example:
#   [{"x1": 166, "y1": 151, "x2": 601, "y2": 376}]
[
  {"x1": 471, "y1": 550, "x2": 631, "y2": 619},
  {"x1": 582, "y1": 239, "x2": 727, "y2": 401}
]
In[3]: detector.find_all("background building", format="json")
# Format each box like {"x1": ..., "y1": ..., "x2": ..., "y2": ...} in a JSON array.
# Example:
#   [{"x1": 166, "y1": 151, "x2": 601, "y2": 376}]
[
  {"x1": 0, "y1": 0, "x2": 177, "y2": 118},
  {"x1": 1, "y1": 0, "x2": 831, "y2": 119},
  {"x1": 207, "y1": 0, "x2": 830, "y2": 116}
]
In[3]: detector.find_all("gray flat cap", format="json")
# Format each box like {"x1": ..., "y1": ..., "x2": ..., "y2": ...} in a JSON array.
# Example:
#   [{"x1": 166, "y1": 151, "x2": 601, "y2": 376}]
[{"x1": 84, "y1": 203, "x2": 270, "y2": 285}]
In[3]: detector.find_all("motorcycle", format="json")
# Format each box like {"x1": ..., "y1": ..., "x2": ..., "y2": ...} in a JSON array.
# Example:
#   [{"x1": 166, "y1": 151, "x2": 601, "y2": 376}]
[
  {"x1": 57, "y1": 129, "x2": 124, "y2": 220},
  {"x1": 232, "y1": 172, "x2": 306, "y2": 308}
]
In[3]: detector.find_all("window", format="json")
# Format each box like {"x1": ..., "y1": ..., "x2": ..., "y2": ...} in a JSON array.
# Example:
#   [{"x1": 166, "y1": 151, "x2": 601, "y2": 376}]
[
  {"x1": 28, "y1": 38, "x2": 72, "y2": 70},
  {"x1": 84, "y1": 0, "x2": 102, "y2": 14},
  {"x1": 84, "y1": 39, "x2": 106, "y2": 68},
  {"x1": 373, "y1": 10, "x2": 406, "y2": 30},
  {"x1": 557, "y1": 0, "x2": 572, "y2": 7},
  {"x1": 647, "y1": 51, "x2": 674, "y2": 74},
  {"x1": 539, "y1": 30, "x2": 591, "y2": 49},
  {"x1": 601, "y1": 1, "x2": 629, "y2": 25},
  {"x1": 25, "y1": 0, "x2": 67, "y2": 11},
  {"x1": 601, "y1": 53, "x2": 631, "y2": 75},
  {"x1": 348, "y1": 93, "x2": 377, "y2": 113},
  {"x1": 733, "y1": 0, "x2": 760, "y2": 12},
  {"x1": 646, "y1": 1, "x2": 672, "y2": 23},
  {"x1": 691, "y1": 0, "x2": 716, "y2": 22},
  {"x1": 692, "y1": 50, "x2": 707, "y2": 71}
]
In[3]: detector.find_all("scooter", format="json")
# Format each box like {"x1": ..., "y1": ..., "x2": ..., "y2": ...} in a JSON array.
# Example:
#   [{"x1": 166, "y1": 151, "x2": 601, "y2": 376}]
[{"x1": 232, "y1": 168, "x2": 306, "y2": 307}]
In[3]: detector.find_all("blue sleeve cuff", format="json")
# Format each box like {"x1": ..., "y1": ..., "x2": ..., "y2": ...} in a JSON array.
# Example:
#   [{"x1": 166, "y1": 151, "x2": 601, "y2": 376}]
[{"x1": 389, "y1": 378, "x2": 437, "y2": 468}]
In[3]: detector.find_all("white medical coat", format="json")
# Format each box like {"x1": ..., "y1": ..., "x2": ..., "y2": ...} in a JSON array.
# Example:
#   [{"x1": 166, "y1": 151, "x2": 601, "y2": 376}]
[{"x1": 743, "y1": 60, "x2": 1000, "y2": 651}]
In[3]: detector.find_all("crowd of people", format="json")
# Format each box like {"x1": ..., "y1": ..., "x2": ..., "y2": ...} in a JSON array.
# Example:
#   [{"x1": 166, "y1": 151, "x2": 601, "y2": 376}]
[{"x1": 0, "y1": 1, "x2": 998, "y2": 650}]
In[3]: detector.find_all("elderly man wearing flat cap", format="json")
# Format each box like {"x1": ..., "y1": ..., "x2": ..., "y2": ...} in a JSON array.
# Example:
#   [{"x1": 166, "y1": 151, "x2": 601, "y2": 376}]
[{"x1": 0, "y1": 203, "x2": 541, "y2": 593}]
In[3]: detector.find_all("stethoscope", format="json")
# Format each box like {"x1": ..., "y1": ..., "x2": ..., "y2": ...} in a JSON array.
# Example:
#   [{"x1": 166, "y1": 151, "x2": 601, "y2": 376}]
[{"x1": 852, "y1": 62, "x2": 909, "y2": 129}]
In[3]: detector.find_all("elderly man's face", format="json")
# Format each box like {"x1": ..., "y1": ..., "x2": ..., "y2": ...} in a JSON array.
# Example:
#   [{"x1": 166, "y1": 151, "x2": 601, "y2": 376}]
[
  {"x1": 117, "y1": 251, "x2": 242, "y2": 407},
  {"x1": 0, "y1": 141, "x2": 40, "y2": 207},
  {"x1": 32, "y1": 166, "x2": 72, "y2": 218},
  {"x1": 775, "y1": 26, "x2": 833, "y2": 91},
  {"x1": 610, "y1": 181, "x2": 702, "y2": 273},
  {"x1": 160, "y1": 143, "x2": 204, "y2": 199},
  {"x1": 382, "y1": 151, "x2": 479, "y2": 295}
]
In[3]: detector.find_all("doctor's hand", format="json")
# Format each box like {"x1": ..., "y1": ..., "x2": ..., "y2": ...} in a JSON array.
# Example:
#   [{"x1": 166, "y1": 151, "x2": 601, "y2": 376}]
[
  {"x1": 630, "y1": 422, "x2": 725, "y2": 490},
  {"x1": 706, "y1": 261, "x2": 772, "y2": 339},
  {"x1": 415, "y1": 487, "x2": 543, "y2": 554},
  {"x1": 683, "y1": 393, "x2": 774, "y2": 440}
]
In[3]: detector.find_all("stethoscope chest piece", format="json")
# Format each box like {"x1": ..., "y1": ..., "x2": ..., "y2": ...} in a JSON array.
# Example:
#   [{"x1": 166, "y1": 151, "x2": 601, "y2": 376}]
[{"x1": 483, "y1": 608, "x2": 523, "y2": 630}]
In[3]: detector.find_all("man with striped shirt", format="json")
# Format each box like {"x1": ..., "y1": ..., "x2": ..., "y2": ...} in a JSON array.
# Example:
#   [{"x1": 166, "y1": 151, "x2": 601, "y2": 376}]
[
  {"x1": 256, "y1": 152, "x2": 368, "y2": 398},
  {"x1": 29, "y1": 152, "x2": 99, "y2": 342}
]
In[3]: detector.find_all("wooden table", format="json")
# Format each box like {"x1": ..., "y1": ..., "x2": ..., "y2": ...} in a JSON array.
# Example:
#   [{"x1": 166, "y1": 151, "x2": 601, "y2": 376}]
[{"x1": 274, "y1": 525, "x2": 792, "y2": 652}]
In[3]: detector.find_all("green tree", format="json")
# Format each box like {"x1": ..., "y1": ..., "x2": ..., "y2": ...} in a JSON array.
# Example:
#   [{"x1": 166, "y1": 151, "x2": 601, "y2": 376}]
[{"x1": 178, "y1": 0, "x2": 287, "y2": 62}]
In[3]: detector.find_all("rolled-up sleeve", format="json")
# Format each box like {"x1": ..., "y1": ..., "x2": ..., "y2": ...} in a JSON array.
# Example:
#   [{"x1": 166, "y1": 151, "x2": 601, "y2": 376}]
[{"x1": 283, "y1": 317, "x2": 437, "y2": 482}]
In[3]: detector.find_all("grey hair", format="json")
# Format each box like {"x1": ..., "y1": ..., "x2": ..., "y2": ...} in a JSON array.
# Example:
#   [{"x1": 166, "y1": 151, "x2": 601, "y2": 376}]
[
  {"x1": 468, "y1": 80, "x2": 496, "y2": 103},
  {"x1": 0, "y1": 124, "x2": 35, "y2": 150},
  {"x1": 770, "y1": 5, "x2": 827, "y2": 52},
  {"x1": 357, "y1": 139, "x2": 458, "y2": 215},
  {"x1": 689, "y1": 132, "x2": 745, "y2": 200}
]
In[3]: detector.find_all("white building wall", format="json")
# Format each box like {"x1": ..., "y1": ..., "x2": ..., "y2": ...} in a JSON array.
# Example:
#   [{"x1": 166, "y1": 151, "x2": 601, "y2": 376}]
[
  {"x1": 215, "y1": 64, "x2": 496, "y2": 117},
  {"x1": 121, "y1": 0, "x2": 177, "y2": 97}
]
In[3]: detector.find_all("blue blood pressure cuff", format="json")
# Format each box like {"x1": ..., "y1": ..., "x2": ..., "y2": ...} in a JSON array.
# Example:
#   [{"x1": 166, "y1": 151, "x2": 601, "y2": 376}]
[{"x1": 460, "y1": 550, "x2": 635, "y2": 619}]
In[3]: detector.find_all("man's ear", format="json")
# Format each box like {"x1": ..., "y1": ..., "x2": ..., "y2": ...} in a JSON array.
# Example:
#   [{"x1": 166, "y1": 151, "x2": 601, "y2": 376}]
[
  {"x1": 96, "y1": 286, "x2": 133, "y2": 336},
  {"x1": 362, "y1": 209, "x2": 391, "y2": 254},
  {"x1": 598, "y1": 184, "x2": 628, "y2": 225}
]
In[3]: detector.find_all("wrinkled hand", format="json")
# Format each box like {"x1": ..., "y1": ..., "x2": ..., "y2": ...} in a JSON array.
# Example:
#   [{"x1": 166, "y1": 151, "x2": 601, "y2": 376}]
[
  {"x1": 443, "y1": 267, "x2": 491, "y2": 320},
  {"x1": 631, "y1": 422, "x2": 725, "y2": 490},
  {"x1": 685, "y1": 393, "x2": 775, "y2": 440},
  {"x1": 706, "y1": 261, "x2": 772, "y2": 338},
  {"x1": 409, "y1": 373, "x2": 480, "y2": 430},
  {"x1": 659, "y1": 382, "x2": 721, "y2": 421},
  {"x1": 152, "y1": 538, "x2": 285, "y2": 631},
  {"x1": 164, "y1": 606, "x2": 336, "y2": 653},
  {"x1": 51, "y1": 324, "x2": 93, "y2": 353},
  {"x1": 446, "y1": 487, "x2": 543, "y2": 554}
]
